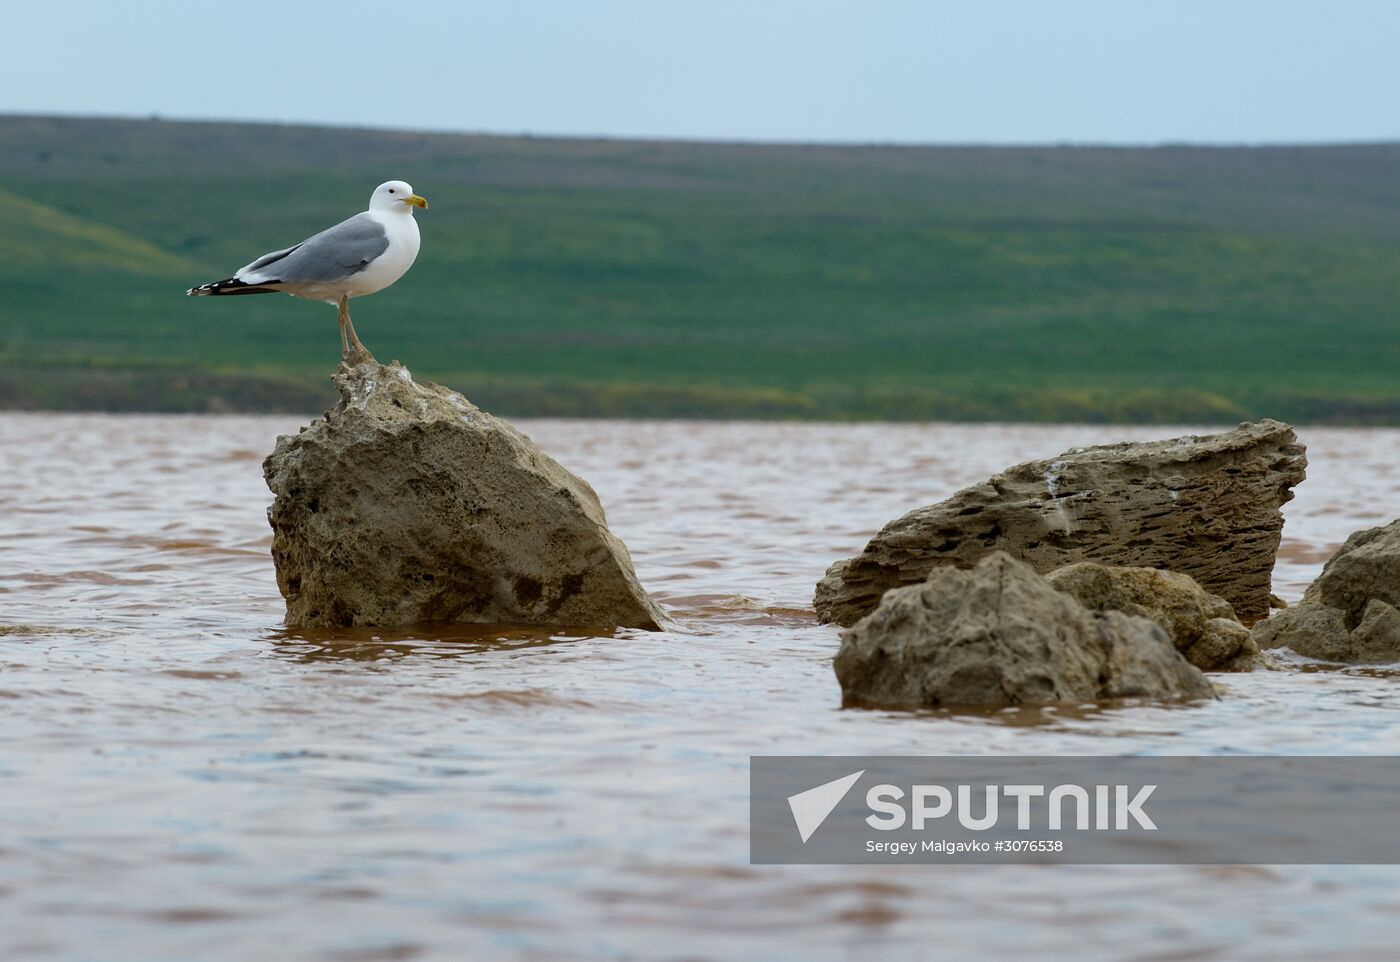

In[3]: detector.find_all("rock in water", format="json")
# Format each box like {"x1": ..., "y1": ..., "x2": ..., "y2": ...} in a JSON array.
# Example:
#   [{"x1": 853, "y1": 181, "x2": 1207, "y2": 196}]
[
  {"x1": 834, "y1": 553, "x2": 1215, "y2": 708},
  {"x1": 264, "y1": 358, "x2": 666, "y2": 630},
  {"x1": 1252, "y1": 519, "x2": 1400, "y2": 663},
  {"x1": 1044, "y1": 562, "x2": 1264, "y2": 671},
  {"x1": 815, "y1": 420, "x2": 1306, "y2": 628}
]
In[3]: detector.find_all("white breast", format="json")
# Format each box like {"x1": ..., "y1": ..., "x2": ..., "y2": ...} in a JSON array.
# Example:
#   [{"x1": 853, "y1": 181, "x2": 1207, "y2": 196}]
[{"x1": 345, "y1": 211, "x2": 421, "y2": 298}]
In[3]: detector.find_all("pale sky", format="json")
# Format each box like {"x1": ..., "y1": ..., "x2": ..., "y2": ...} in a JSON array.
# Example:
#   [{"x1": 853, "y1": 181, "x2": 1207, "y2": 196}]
[{"x1": 4, "y1": 0, "x2": 1397, "y2": 144}]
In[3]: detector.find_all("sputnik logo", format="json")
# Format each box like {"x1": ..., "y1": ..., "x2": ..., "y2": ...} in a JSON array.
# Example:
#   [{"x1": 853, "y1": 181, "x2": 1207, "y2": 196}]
[{"x1": 787, "y1": 770, "x2": 864, "y2": 843}]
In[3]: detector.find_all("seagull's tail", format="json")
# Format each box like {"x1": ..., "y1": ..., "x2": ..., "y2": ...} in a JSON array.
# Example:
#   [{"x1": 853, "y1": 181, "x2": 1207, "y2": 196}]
[{"x1": 186, "y1": 276, "x2": 278, "y2": 297}]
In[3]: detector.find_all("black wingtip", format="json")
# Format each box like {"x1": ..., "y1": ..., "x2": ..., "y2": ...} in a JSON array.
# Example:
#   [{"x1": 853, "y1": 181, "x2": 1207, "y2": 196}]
[
  {"x1": 187, "y1": 277, "x2": 276, "y2": 297},
  {"x1": 187, "y1": 279, "x2": 228, "y2": 296}
]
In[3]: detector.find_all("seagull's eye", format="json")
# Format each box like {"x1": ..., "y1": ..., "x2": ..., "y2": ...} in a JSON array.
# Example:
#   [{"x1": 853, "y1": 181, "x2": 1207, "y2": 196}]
[{"x1": 388, "y1": 189, "x2": 395, "y2": 194}]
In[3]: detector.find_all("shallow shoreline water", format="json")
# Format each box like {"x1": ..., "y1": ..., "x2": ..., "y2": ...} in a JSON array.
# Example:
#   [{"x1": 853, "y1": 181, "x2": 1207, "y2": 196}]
[{"x1": 3, "y1": 415, "x2": 1400, "y2": 961}]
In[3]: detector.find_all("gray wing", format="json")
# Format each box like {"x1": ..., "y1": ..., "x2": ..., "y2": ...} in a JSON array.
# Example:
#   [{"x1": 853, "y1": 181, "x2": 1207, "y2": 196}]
[
  {"x1": 238, "y1": 243, "x2": 302, "y2": 276},
  {"x1": 236, "y1": 212, "x2": 389, "y2": 285}
]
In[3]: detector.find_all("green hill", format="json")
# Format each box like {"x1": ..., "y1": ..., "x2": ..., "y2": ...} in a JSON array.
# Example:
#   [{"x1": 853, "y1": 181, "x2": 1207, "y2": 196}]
[{"x1": 3, "y1": 114, "x2": 1400, "y2": 421}]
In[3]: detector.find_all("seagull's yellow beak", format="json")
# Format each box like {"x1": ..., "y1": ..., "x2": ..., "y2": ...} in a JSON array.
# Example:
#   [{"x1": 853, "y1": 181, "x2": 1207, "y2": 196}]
[{"x1": 404, "y1": 194, "x2": 428, "y2": 209}]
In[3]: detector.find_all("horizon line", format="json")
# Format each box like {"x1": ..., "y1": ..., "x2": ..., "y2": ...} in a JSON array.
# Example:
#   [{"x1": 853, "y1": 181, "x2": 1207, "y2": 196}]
[{"x1": 5, "y1": 110, "x2": 1400, "y2": 152}]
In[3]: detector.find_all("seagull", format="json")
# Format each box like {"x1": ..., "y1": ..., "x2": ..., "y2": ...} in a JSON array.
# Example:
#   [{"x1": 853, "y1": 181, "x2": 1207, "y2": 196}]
[{"x1": 187, "y1": 181, "x2": 428, "y2": 361}]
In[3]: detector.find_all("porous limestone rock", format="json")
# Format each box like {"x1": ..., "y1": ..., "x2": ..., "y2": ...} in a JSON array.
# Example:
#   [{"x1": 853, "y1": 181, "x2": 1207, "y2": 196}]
[
  {"x1": 834, "y1": 553, "x2": 1215, "y2": 708},
  {"x1": 1196, "y1": 618, "x2": 1269, "y2": 672},
  {"x1": 1044, "y1": 562, "x2": 1263, "y2": 671},
  {"x1": 815, "y1": 420, "x2": 1306, "y2": 628},
  {"x1": 264, "y1": 357, "x2": 665, "y2": 630},
  {"x1": 1252, "y1": 519, "x2": 1400, "y2": 663}
]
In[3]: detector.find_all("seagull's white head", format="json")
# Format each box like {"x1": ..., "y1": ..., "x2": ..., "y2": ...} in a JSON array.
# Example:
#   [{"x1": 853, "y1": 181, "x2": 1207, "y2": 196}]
[{"x1": 369, "y1": 180, "x2": 428, "y2": 213}]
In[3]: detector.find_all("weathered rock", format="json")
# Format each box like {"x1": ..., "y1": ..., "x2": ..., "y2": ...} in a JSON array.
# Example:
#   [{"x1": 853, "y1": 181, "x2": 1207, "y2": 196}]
[
  {"x1": 1302, "y1": 520, "x2": 1400, "y2": 622},
  {"x1": 834, "y1": 553, "x2": 1215, "y2": 708},
  {"x1": 264, "y1": 357, "x2": 666, "y2": 630},
  {"x1": 1252, "y1": 520, "x2": 1400, "y2": 663},
  {"x1": 1199, "y1": 618, "x2": 1274, "y2": 672},
  {"x1": 1044, "y1": 562, "x2": 1262, "y2": 671},
  {"x1": 815, "y1": 420, "x2": 1306, "y2": 628}
]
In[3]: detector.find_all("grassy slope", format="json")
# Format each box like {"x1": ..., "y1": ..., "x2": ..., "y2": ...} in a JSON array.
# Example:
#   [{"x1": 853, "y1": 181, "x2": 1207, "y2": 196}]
[{"x1": 2, "y1": 115, "x2": 1399, "y2": 421}]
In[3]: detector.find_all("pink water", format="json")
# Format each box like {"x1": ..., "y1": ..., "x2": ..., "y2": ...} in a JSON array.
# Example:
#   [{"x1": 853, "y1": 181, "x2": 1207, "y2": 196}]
[{"x1": 3, "y1": 415, "x2": 1400, "y2": 961}]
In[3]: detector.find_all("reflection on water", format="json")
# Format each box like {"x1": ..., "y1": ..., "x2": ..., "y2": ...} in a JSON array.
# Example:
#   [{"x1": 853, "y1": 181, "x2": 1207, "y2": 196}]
[
  {"x1": 2, "y1": 414, "x2": 1400, "y2": 961},
  {"x1": 268, "y1": 623, "x2": 610, "y2": 663}
]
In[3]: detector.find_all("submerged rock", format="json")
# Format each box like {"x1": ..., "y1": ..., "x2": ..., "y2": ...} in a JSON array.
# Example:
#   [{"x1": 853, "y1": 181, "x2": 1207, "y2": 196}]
[
  {"x1": 815, "y1": 420, "x2": 1306, "y2": 628},
  {"x1": 1253, "y1": 519, "x2": 1400, "y2": 663},
  {"x1": 834, "y1": 553, "x2": 1215, "y2": 708},
  {"x1": 1045, "y1": 562, "x2": 1264, "y2": 671},
  {"x1": 264, "y1": 357, "x2": 666, "y2": 630},
  {"x1": 0, "y1": 625, "x2": 95, "y2": 637}
]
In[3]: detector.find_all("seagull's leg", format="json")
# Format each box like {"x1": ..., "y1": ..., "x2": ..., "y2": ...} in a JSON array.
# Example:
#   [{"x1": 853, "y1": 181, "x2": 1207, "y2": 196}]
[
  {"x1": 337, "y1": 297, "x2": 350, "y2": 357},
  {"x1": 340, "y1": 295, "x2": 372, "y2": 361}
]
